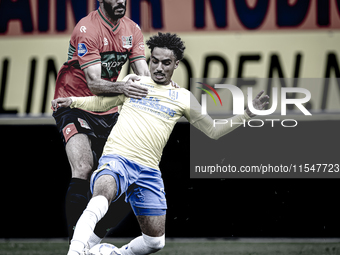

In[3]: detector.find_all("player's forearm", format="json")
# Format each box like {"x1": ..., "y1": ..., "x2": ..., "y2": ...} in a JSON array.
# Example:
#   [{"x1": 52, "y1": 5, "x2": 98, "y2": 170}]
[
  {"x1": 70, "y1": 96, "x2": 119, "y2": 112},
  {"x1": 192, "y1": 112, "x2": 251, "y2": 140},
  {"x1": 87, "y1": 79, "x2": 126, "y2": 96},
  {"x1": 131, "y1": 59, "x2": 150, "y2": 77},
  {"x1": 135, "y1": 68, "x2": 150, "y2": 77}
]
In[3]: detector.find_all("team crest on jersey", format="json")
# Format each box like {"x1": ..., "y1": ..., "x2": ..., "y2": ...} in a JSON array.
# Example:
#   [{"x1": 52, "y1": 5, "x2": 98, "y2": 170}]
[
  {"x1": 78, "y1": 43, "x2": 88, "y2": 57},
  {"x1": 169, "y1": 90, "x2": 179, "y2": 101},
  {"x1": 78, "y1": 118, "x2": 90, "y2": 129},
  {"x1": 122, "y1": 35, "x2": 133, "y2": 49}
]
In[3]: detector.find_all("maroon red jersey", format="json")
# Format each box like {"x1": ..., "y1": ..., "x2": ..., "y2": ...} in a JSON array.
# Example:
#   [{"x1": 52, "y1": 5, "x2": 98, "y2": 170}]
[{"x1": 54, "y1": 7, "x2": 146, "y2": 114}]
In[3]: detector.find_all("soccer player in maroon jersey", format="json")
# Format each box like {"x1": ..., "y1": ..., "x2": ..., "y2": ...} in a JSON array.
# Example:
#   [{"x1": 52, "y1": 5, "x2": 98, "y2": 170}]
[{"x1": 53, "y1": 0, "x2": 150, "y2": 241}]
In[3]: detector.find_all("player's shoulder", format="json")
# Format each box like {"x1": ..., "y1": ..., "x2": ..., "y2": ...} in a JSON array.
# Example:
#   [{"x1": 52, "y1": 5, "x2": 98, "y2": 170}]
[
  {"x1": 122, "y1": 74, "x2": 136, "y2": 81},
  {"x1": 179, "y1": 87, "x2": 190, "y2": 93},
  {"x1": 179, "y1": 87, "x2": 192, "y2": 100},
  {"x1": 172, "y1": 86, "x2": 190, "y2": 95},
  {"x1": 120, "y1": 16, "x2": 142, "y2": 33},
  {"x1": 171, "y1": 87, "x2": 192, "y2": 107},
  {"x1": 121, "y1": 74, "x2": 145, "y2": 83},
  {"x1": 73, "y1": 10, "x2": 100, "y2": 36}
]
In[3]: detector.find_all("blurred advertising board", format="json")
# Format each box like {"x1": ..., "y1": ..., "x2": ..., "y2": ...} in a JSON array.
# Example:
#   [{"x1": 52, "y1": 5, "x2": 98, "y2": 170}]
[{"x1": 0, "y1": 0, "x2": 339, "y2": 117}]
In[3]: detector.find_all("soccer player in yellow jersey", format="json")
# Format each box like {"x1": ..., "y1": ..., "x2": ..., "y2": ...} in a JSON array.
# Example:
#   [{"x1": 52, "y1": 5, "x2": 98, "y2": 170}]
[{"x1": 52, "y1": 32, "x2": 269, "y2": 255}]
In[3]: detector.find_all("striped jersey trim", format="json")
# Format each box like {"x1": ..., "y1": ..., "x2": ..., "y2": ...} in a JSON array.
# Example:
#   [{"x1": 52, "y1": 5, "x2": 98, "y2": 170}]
[
  {"x1": 68, "y1": 43, "x2": 76, "y2": 60},
  {"x1": 80, "y1": 59, "x2": 101, "y2": 69},
  {"x1": 112, "y1": 23, "x2": 120, "y2": 32},
  {"x1": 97, "y1": 8, "x2": 120, "y2": 32},
  {"x1": 130, "y1": 55, "x2": 146, "y2": 63}
]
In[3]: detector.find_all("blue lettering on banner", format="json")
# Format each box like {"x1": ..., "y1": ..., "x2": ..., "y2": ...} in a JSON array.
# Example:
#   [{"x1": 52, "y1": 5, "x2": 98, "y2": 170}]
[
  {"x1": 57, "y1": 0, "x2": 88, "y2": 32},
  {"x1": 0, "y1": 0, "x2": 33, "y2": 33},
  {"x1": 234, "y1": 0, "x2": 269, "y2": 29},
  {"x1": 78, "y1": 43, "x2": 88, "y2": 57},
  {"x1": 0, "y1": 0, "x2": 88, "y2": 34},
  {"x1": 277, "y1": 0, "x2": 310, "y2": 27},
  {"x1": 195, "y1": 0, "x2": 226, "y2": 28},
  {"x1": 130, "y1": 97, "x2": 176, "y2": 117},
  {"x1": 130, "y1": 0, "x2": 163, "y2": 28}
]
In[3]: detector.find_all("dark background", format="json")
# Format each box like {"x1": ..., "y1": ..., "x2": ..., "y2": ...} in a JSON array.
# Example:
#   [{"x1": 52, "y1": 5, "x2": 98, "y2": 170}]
[{"x1": 0, "y1": 120, "x2": 339, "y2": 238}]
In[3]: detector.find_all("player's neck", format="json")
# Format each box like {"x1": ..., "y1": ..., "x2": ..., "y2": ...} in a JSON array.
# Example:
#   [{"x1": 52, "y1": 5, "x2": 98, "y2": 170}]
[{"x1": 108, "y1": 16, "x2": 120, "y2": 26}]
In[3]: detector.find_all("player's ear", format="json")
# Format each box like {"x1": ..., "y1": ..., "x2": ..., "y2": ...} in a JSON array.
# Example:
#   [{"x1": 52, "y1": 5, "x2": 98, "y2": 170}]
[{"x1": 174, "y1": 60, "x2": 180, "y2": 69}]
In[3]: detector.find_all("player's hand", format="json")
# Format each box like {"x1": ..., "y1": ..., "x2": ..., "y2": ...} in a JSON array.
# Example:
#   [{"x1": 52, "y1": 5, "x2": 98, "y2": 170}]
[
  {"x1": 123, "y1": 74, "x2": 148, "y2": 99},
  {"x1": 171, "y1": 80, "x2": 180, "y2": 88},
  {"x1": 51, "y1": 97, "x2": 72, "y2": 111},
  {"x1": 245, "y1": 90, "x2": 269, "y2": 117}
]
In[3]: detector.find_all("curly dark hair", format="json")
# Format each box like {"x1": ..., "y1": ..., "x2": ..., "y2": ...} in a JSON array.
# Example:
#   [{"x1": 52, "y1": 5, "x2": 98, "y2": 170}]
[{"x1": 146, "y1": 32, "x2": 186, "y2": 61}]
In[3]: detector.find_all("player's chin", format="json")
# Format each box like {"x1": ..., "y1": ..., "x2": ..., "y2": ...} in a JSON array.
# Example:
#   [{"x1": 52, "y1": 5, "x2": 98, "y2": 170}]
[
  {"x1": 152, "y1": 74, "x2": 166, "y2": 84},
  {"x1": 114, "y1": 9, "x2": 125, "y2": 18}
]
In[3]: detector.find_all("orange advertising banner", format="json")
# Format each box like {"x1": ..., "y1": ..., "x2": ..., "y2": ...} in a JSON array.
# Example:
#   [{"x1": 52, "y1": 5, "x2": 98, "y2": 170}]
[{"x1": 1, "y1": 0, "x2": 340, "y2": 37}]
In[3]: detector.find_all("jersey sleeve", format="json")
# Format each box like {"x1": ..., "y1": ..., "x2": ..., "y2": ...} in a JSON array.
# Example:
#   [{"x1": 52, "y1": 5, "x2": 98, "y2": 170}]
[
  {"x1": 70, "y1": 95, "x2": 125, "y2": 112},
  {"x1": 184, "y1": 92, "x2": 251, "y2": 140},
  {"x1": 71, "y1": 21, "x2": 102, "y2": 70},
  {"x1": 129, "y1": 24, "x2": 146, "y2": 63},
  {"x1": 183, "y1": 91, "x2": 204, "y2": 123}
]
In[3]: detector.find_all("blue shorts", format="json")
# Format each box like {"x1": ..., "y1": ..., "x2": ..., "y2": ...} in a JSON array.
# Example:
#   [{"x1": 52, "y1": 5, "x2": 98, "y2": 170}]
[{"x1": 90, "y1": 154, "x2": 167, "y2": 216}]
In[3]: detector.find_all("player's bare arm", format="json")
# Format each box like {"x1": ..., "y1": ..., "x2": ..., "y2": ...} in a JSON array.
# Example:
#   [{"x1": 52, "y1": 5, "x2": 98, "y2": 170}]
[
  {"x1": 245, "y1": 90, "x2": 270, "y2": 117},
  {"x1": 83, "y1": 63, "x2": 148, "y2": 99},
  {"x1": 130, "y1": 59, "x2": 150, "y2": 76}
]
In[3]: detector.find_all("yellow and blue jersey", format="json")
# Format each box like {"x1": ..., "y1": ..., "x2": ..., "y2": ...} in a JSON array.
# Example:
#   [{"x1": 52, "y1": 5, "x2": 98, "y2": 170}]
[
  {"x1": 70, "y1": 75, "x2": 250, "y2": 170},
  {"x1": 71, "y1": 75, "x2": 191, "y2": 170}
]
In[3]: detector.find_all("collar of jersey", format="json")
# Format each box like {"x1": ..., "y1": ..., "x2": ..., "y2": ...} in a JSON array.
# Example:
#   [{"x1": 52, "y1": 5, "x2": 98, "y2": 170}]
[{"x1": 97, "y1": 7, "x2": 121, "y2": 33}]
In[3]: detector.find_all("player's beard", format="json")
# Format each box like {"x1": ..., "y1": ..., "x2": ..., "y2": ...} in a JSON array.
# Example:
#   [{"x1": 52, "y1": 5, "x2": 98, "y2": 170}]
[{"x1": 104, "y1": 1, "x2": 127, "y2": 20}]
